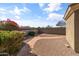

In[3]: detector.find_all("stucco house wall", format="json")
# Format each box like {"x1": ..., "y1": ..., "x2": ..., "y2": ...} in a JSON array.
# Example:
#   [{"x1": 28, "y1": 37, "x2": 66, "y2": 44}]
[
  {"x1": 74, "y1": 10, "x2": 79, "y2": 52},
  {"x1": 64, "y1": 4, "x2": 79, "y2": 52},
  {"x1": 66, "y1": 13, "x2": 75, "y2": 50}
]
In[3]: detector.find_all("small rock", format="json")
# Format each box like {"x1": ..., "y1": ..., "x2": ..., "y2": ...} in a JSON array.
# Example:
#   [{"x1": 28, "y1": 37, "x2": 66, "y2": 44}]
[{"x1": 64, "y1": 44, "x2": 70, "y2": 48}]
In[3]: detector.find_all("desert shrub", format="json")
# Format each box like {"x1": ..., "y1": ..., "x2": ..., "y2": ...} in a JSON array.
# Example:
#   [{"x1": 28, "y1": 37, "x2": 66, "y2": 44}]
[
  {"x1": 27, "y1": 31, "x2": 36, "y2": 36},
  {"x1": 0, "y1": 31, "x2": 24, "y2": 55},
  {"x1": 0, "y1": 19, "x2": 19, "y2": 31}
]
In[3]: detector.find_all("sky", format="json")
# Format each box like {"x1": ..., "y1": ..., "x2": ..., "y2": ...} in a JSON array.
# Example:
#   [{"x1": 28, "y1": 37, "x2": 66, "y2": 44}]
[{"x1": 0, "y1": 3, "x2": 69, "y2": 27}]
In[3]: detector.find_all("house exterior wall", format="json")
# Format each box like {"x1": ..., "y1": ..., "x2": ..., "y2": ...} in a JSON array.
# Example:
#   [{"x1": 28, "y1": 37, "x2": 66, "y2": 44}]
[
  {"x1": 64, "y1": 4, "x2": 79, "y2": 52},
  {"x1": 74, "y1": 10, "x2": 79, "y2": 52},
  {"x1": 66, "y1": 13, "x2": 75, "y2": 50}
]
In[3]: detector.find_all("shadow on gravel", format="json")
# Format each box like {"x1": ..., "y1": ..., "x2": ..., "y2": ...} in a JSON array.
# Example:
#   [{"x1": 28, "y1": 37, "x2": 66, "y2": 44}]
[{"x1": 17, "y1": 43, "x2": 37, "y2": 56}]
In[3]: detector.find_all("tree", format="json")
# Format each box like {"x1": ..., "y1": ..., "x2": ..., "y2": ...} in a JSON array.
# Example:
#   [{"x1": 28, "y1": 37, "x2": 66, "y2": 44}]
[
  {"x1": 0, "y1": 18, "x2": 19, "y2": 31},
  {"x1": 56, "y1": 20, "x2": 66, "y2": 27},
  {"x1": 46, "y1": 25, "x2": 53, "y2": 28}
]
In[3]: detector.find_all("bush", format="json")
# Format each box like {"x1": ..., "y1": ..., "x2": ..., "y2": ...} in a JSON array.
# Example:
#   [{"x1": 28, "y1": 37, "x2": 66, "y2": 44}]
[
  {"x1": 27, "y1": 31, "x2": 36, "y2": 36},
  {"x1": 0, "y1": 19, "x2": 19, "y2": 31},
  {"x1": 0, "y1": 31, "x2": 24, "y2": 55}
]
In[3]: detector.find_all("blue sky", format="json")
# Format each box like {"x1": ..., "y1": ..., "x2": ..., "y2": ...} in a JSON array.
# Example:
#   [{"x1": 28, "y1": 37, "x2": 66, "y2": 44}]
[{"x1": 0, "y1": 3, "x2": 68, "y2": 27}]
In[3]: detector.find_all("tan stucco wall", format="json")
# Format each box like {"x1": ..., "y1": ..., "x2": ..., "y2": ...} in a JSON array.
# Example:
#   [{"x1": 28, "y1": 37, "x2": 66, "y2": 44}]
[
  {"x1": 64, "y1": 4, "x2": 79, "y2": 52},
  {"x1": 74, "y1": 10, "x2": 79, "y2": 52},
  {"x1": 66, "y1": 13, "x2": 75, "y2": 50}
]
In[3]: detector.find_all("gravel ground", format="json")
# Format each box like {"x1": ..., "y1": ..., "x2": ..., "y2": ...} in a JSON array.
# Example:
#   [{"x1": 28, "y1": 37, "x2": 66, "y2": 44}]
[
  {"x1": 17, "y1": 43, "x2": 37, "y2": 56},
  {"x1": 17, "y1": 34, "x2": 79, "y2": 56}
]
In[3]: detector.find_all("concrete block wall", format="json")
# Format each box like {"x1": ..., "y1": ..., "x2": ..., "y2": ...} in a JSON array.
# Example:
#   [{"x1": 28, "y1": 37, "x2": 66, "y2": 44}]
[{"x1": 39, "y1": 28, "x2": 66, "y2": 35}]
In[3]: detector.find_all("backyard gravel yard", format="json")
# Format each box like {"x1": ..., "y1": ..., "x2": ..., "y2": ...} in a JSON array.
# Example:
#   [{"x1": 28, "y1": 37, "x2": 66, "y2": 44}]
[{"x1": 17, "y1": 34, "x2": 79, "y2": 56}]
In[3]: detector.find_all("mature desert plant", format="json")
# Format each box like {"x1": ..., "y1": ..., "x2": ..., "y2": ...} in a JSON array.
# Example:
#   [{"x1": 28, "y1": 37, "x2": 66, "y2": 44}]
[
  {"x1": 0, "y1": 19, "x2": 19, "y2": 31},
  {"x1": 27, "y1": 31, "x2": 36, "y2": 36},
  {"x1": 56, "y1": 20, "x2": 66, "y2": 27},
  {"x1": 0, "y1": 31, "x2": 24, "y2": 55}
]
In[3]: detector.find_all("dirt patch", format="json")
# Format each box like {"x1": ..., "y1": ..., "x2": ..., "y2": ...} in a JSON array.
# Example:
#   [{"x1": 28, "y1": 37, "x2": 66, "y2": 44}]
[
  {"x1": 39, "y1": 34, "x2": 64, "y2": 37},
  {"x1": 27, "y1": 34, "x2": 79, "y2": 56},
  {"x1": 18, "y1": 34, "x2": 79, "y2": 56}
]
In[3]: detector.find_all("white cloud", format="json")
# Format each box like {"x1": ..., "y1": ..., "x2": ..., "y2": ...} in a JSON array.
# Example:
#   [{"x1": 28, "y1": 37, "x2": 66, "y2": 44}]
[
  {"x1": 46, "y1": 13, "x2": 64, "y2": 26},
  {"x1": 14, "y1": 13, "x2": 64, "y2": 27},
  {"x1": 14, "y1": 6, "x2": 31, "y2": 15},
  {"x1": 43, "y1": 3, "x2": 62, "y2": 13},
  {"x1": 15, "y1": 16, "x2": 20, "y2": 20},
  {"x1": 0, "y1": 16, "x2": 7, "y2": 20},
  {"x1": 0, "y1": 8, "x2": 6, "y2": 11},
  {"x1": 0, "y1": 4, "x2": 31, "y2": 15},
  {"x1": 47, "y1": 13, "x2": 63, "y2": 21},
  {"x1": 14, "y1": 7, "x2": 21, "y2": 15},
  {"x1": 21, "y1": 7, "x2": 31, "y2": 13},
  {"x1": 39, "y1": 3, "x2": 45, "y2": 8},
  {"x1": 0, "y1": 6, "x2": 31, "y2": 26},
  {"x1": 9, "y1": 6, "x2": 31, "y2": 16},
  {"x1": 0, "y1": 8, "x2": 7, "y2": 14}
]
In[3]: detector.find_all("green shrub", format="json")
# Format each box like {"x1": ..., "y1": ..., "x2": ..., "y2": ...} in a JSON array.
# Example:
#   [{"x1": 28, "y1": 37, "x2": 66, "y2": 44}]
[
  {"x1": 27, "y1": 31, "x2": 36, "y2": 36},
  {"x1": 0, "y1": 31, "x2": 24, "y2": 55}
]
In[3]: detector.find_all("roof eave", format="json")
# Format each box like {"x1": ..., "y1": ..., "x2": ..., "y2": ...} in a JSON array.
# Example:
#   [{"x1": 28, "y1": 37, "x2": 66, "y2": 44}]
[{"x1": 64, "y1": 3, "x2": 79, "y2": 20}]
